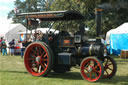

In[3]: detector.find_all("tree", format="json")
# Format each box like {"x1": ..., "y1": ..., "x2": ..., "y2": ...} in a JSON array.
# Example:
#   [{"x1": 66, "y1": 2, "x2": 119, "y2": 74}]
[
  {"x1": 50, "y1": 0, "x2": 100, "y2": 35},
  {"x1": 100, "y1": 0, "x2": 128, "y2": 36},
  {"x1": 8, "y1": 0, "x2": 54, "y2": 29},
  {"x1": 8, "y1": 0, "x2": 128, "y2": 37},
  {"x1": 50, "y1": 0, "x2": 128, "y2": 37}
]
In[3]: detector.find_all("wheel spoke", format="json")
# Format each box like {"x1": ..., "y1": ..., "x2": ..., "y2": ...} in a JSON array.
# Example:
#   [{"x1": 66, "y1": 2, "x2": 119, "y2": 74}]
[
  {"x1": 105, "y1": 59, "x2": 109, "y2": 66},
  {"x1": 105, "y1": 70, "x2": 109, "y2": 75},
  {"x1": 92, "y1": 60, "x2": 95, "y2": 66},
  {"x1": 31, "y1": 63, "x2": 36, "y2": 68},
  {"x1": 41, "y1": 51, "x2": 45, "y2": 57},
  {"x1": 94, "y1": 65, "x2": 98, "y2": 70},
  {"x1": 40, "y1": 63, "x2": 46, "y2": 69},
  {"x1": 107, "y1": 63, "x2": 112, "y2": 66},
  {"x1": 36, "y1": 65, "x2": 39, "y2": 73},
  {"x1": 39, "y1": 47, "x2": 42, "y2": 56},
  {"x1": 36, "y1": 47, "x2": 40, "y2": 56},
  {"x1": 87, "y1": 61, "x2": 91, "y2": 66},
  {"x1": 42, "y1": 59, "x2": 48, "y2": 61},
  {"x1": 31, "y1": 48, "x2": 37, "y2": 56},
  {"x1": 44, "y1": 63, "x2": 47, "y2": 67},
  {"x1": 31, "y1": 61, "x2": 36, "y2": 64},
  {"x1": 31, "y1": 53, "x2": 36, "y2": 58},
  {"x1": 84, "y1": 67, "x2": 89, "y2": 73},
  {"x1": 107, "y1": 67, "x2": 113, "y2": 71},
  {"x1": 38, "y1": 65, "x2": 42, "y2": 73},
  {"x1": 28, "y1": 58, "x2": 35, "y2": 60},
  {"x1": 43, "y1": 54, "x2": 47, "y2": 58},
  {"x1": 89, "y1": 73, "x2": 92, "y2": 79},
  {"x1": 95, "y1": 70, "x2": 100, "y2": 74},
  {"x1": 94, "y1": 72, "x2": 98, "y2": 78}
]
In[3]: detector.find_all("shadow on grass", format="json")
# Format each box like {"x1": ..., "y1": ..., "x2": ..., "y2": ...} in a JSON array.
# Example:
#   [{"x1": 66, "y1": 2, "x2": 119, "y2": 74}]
[
  {"x1": 99, "y1": 75, "x2": 128, "y2": 85},
  {"x1": 0, "y1": 70, "x2": 28, "y2": 74},
  {"x1": 1, "y1": 70, "x2": 128, "y2": 84},
  {"x1": 0, "y1": 70, "x2": 82, "y2": 80},
  {"x1": 47, "y1": 72, "x2": 83, "y2": 80},
  {"x1": 47, "y1": 72, "x2": 128, "y2": 83}
]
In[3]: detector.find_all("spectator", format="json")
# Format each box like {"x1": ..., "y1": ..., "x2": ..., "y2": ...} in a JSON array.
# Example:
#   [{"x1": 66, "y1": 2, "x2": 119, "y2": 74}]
[
  {"x1": 9, "y1": 39, "x2": 15, "y2": 56},
  {"x1": 19, "y1": 41, "x2": 25, "y2": 58},
  {"x1": 0, "y1": 37, "x2": 3, "y2": 53},
  {"x1": 1, "y1": 39, "x2": 7, "y2": 56}
]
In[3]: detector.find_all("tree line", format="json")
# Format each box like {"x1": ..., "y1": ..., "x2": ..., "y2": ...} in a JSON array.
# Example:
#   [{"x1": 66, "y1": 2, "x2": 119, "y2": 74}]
[{"x1": 8, "y1": 0, "x2": 128, "y2": 37}]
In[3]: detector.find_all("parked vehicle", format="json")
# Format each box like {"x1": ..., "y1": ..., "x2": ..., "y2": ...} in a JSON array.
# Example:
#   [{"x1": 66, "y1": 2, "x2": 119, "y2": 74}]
[{"x1": 17, "y1": 8, "x2": 117, "y2": 82}]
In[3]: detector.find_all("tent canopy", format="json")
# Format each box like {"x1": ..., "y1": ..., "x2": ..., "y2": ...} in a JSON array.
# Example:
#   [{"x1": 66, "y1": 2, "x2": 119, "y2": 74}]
[
  {"x1": 4, "y1": 23, "x2": 26, "y2": 43},
  {"x1": 106, "y1": 22, "x2": 128, "y2": 55}
]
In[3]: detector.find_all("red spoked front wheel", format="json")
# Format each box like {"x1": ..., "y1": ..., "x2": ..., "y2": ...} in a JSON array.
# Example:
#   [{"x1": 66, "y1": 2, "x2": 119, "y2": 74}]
[
  {"x1": 80, "y1": 57, "x2": 104, "y2": 82},
  {"x1": 103, "y1": 56, "x2": 117, "y2": 78},
  {"x1": 24, "y1": 42, "x2": 53, "y2": 76}
]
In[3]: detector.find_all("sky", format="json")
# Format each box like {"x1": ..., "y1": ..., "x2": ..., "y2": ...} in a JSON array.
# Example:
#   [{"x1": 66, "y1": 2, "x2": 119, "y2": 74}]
[{"x1": 0, "y1": 0, "x2": 15, "y2": 34}]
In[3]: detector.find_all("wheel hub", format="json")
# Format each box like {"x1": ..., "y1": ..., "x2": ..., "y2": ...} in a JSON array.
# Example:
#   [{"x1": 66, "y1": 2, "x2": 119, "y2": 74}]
[{"x1": 36, "y1": 56, "x2": 41, "y2": 63}]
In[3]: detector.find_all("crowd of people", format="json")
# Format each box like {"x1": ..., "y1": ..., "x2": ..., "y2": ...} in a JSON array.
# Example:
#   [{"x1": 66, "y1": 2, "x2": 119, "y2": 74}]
[{"x1": 0, "y1": 37, "x2": 25, "y2": 58}]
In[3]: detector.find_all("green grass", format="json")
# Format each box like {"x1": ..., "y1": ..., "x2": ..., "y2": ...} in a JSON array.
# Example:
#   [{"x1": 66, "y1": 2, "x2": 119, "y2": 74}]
[{"x1": 0, "y1": 54, "x2": 128, "y2": 85}]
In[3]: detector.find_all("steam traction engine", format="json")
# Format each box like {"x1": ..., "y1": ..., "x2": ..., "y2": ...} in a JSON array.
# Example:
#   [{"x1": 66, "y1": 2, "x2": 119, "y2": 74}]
[{"x1": 18, "y1": 8, "x2": 117, "y2": 82}]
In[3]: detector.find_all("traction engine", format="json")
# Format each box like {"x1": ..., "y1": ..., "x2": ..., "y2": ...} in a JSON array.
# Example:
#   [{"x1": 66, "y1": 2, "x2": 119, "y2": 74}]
[{"x1": 18, "y1": 8, "x2": 117, "y2": 82}]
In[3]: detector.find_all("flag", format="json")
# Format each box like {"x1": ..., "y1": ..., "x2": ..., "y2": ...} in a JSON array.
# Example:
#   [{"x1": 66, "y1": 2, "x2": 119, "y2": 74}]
[{"x1": 14, "y1": 7, "x2": 19, "y2": 14}]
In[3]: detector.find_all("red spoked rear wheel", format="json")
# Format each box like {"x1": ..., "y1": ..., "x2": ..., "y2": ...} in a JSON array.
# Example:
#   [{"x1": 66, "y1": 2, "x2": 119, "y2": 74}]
[
  {"x1": 80, "y1": 57, "x2": 104, "y2": 82},
  {"x1": 24, "y1": 42, "x2": 53, "y2": 76},
  {"x1": 103, "y1": 56, "x2": 117, "y2": 78}
]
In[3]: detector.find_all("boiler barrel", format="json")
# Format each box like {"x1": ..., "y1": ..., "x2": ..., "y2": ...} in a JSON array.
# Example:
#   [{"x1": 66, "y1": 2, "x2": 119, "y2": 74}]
[{"x1": 81, "y1": 44, "x2": 104, "y2": 56}]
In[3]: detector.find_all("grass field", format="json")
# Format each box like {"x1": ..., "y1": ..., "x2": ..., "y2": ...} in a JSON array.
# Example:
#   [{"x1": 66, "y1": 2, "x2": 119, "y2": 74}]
[{"x1": 0, "y1": 54, "x2": 128, "y2": 85}]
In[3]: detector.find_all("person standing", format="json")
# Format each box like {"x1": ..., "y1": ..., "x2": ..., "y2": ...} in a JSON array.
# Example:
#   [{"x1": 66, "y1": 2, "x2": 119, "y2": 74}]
[
  {"x1": 0, "y1": 37, "x2": 3, "y2": 53},
  {"x1": 1, "y1": 39, "x2": 7, "y2": 56},
  {"x1": 19, "y1": 41, "x2": 25, "y2": 58},
  {"x1": 9, "y1": 39, "x2": 15, "y2": 56}
]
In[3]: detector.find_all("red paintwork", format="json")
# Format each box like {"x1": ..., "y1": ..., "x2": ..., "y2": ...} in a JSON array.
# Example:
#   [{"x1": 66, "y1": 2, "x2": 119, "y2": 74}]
[
  {"x1": 80, "y1": 58, "x2": 102, "y2": 82},
  {"x1": 24, "y1": 43, "x2": 49, "y2": 76}
]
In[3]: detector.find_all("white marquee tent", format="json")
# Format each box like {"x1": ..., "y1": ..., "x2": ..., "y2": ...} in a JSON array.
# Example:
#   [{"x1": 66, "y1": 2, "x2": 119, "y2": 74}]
[
  {"x1": 3, "y1": 24, "x2": 27, "y2": 54},
  {"x1": 106, "y1": 22, "x2": 128, "y2": 55},
  {"x1": 106, "y1": 22, "x2": 128, "y2": 44},
  {"x1": 4, "y1": 23, "x2": 26, "y2": 43}
]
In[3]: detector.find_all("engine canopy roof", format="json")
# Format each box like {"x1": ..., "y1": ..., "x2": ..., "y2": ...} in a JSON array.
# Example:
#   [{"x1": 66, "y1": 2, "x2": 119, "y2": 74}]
[{"x1": 17, "y1": 10, "x2": 84, "y2": 21}]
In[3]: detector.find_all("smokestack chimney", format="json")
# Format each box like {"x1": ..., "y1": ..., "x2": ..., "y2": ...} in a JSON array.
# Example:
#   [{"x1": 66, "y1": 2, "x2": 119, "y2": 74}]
[{"x1": 95, "y1": 8, "x2": 102, "y2": 37}]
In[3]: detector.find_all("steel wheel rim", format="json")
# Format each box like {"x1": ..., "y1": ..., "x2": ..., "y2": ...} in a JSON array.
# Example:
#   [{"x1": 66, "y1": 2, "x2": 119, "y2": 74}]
[
  {"x1": 81, "y1": 58, "x2": 102, "y2": 82},
  {"x1": 103, "y1": 57, "x2": 114, "y2": 78},
  {"x1": 24, "y1": 43, "x2": 49, "y2": 76}
]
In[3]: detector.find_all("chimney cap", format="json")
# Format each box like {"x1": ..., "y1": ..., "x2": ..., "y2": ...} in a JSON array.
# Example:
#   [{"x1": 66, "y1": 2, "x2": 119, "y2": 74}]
[{"x1": 95, "y1": 8, "x2": 103, "y2": 11}]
